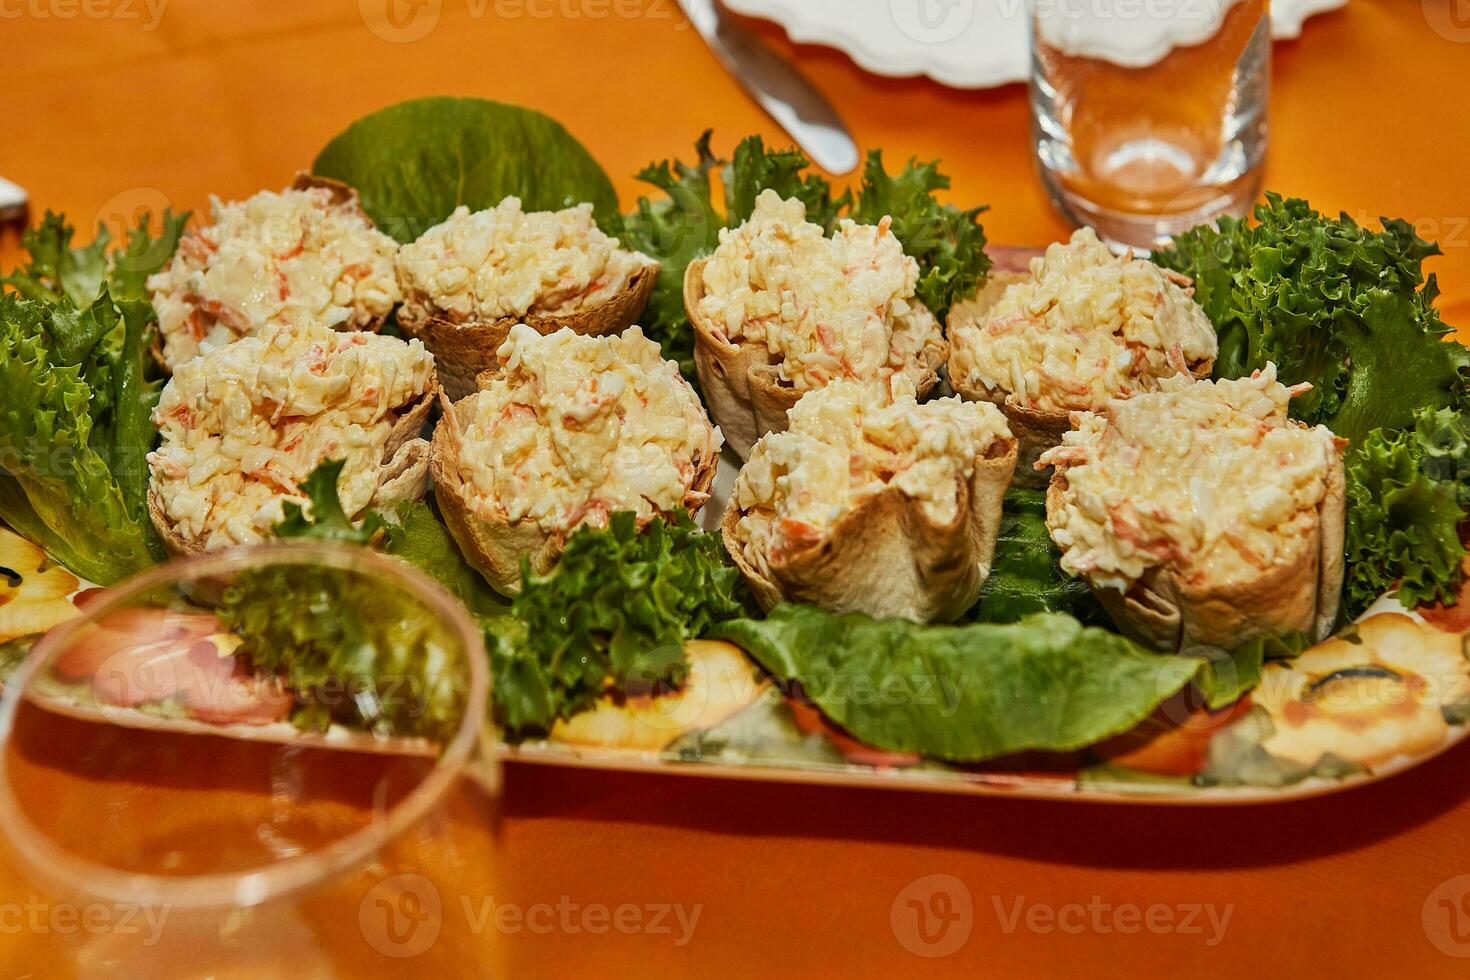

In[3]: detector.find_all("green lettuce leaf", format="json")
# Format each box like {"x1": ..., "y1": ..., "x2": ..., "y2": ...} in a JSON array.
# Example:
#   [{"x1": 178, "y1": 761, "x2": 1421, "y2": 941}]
[
  {"x1": 492, "y1": 512, "x2": 747, "y2": 738},
  {"x1": 1, "y1": 212, "x2": 109, "y2": 307},
  {"x1": 1343, "y1": 407, "x2": 1470, "y2": 614},
  {"x1": 273, "y1": 458, "x2": 385, "y2": 545},
  {"x1": 972, "y1": 488, "x2": 1107, "y2": 625},
  {"x1": 711, "y1": 605, "x2": 1205, "y2": 762},
  {"x1": 850, "y1": 151, "x2": 989, "y2": 321},
  {"x1": 618, "y1": 132, "x2": 725, "y2": 380},
  {"x1": 2, "y1": 209, "x2": 186, "y2": 308},
  {"x1": 382, "y1": 498, "x2": 510, "y2": 623},
  {"x1": 1195, "y1": 632, "x2": 1310, "y2": 711},
  {"x1": 0, "y1": 293, "x2": 163, "y2": 584},
  {"x1": 312, "y1": 96, "x2": 621, "y2": 243},
  {"x1": 108, "y1": 210, "x2": 190, "y2": 304},
  {"x1": 270, "y1": 459, "x2": 508, "y2": 622},
  {"x1": 621, "y1": 133, "x2": 990, "y2": 378},
  {"x1": 218, "y1": 562, "x2": 469, "y2": 740},
  {"x1": 723, "y1": 134, "x2": 848, "y2": 232},
  {"x1": 1155, "y1": 193, "x2": 1469, "y2": 447},
  {"x1": 107, "y1": 298, "x2": 164, "y2": 525},
  {"x1": 0, "y1": 205, "x2": 183, "y2": 580}
]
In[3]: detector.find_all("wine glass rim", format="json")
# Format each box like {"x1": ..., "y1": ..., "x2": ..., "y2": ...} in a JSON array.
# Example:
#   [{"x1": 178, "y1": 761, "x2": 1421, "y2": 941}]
[{"x1": 0, "y1": 540, "x2": 491, "y2": 910}]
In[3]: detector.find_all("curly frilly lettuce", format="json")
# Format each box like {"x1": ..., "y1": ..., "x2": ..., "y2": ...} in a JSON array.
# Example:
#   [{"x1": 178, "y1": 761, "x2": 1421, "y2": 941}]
[
  {"x1": 0, "y1": 210, "x2": 184, "y2": 584},
  {"x1": 491, "y1": 512, "x2": 747, "y2": 739},
  {"x1": 972, "y1": 488, "x2": 1108, "y2": 625},
  {"x1": 1157, "y1": 195, "x2": 1470, "y2": 613},
  {"x1": 0, "y1": 294, "x2": 162, "y2": 584},
  {"x1": 1155, "y1": 193, "x2": 1469, "y2": 447},
  {"x1": 1344, "y1": 408, "x2": 1470, "y2": 615},
  {"x1": 270, "y1": 468, "x2": 744, "y2": 739}
]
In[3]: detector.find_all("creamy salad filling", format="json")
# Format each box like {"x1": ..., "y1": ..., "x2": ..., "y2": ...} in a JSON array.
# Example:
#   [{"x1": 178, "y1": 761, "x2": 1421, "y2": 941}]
[
  {"x1": 148, "y1": 186, "x2": 402, "y2": 369},
  {"x1": 949, "y1": 227, "x2": 1217, "y2": 414},
  {"x1": 450, "y1": 324, "x2": 721, "y2": 533},
  {"x1": 732, "y1": 378, "x2": 1012, "y2": 576},
  {"x1": 697, "y1": 189, "x2": 946, "y2": 392},
  {"x1": 395, "y1": 199, "x2": 654, "y2": 329},
  {"x1": 149, "y1": 321, "x2": 435, "y2": 550},
  {"x1": 1040, "y1": 365, "x2": 1339, "y2": 590}
]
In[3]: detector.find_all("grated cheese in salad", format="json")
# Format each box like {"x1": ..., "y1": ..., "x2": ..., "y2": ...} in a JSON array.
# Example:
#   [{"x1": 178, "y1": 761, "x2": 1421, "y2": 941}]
[
  {"x1": 949, "y1": 227, "x2": 1217, "y2": 414},
  {"x1": 149, "y1": 320, "x2": 436, "y2": 550},
  {"x1": 732, "y1": 378, "x2": 1012, "y2": 577},
  {"x1": 449, "y1": 324, "x2": 721, "y2": 534},
  {"x1": 148, "y1": 186, "x2": 402, "y2": 369},
  {"x1": 1040, "y1": 364, "x2": 1339, "y2": 590},
  {"x1": 697, "y1": 189, "x2": 946, "y2": 393},
  {"x1": 395, "y1": 199, "x2": 654, "y2": 330}
]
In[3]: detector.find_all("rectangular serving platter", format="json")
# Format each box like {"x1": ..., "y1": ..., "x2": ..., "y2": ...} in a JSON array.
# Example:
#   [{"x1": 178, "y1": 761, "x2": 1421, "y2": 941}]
[{"x1": 5, "y1": 512, "x2": 1469, "y2": 807}]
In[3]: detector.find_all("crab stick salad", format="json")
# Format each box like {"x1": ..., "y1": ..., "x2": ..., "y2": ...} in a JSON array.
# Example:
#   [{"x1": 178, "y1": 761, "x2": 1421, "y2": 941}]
[
  {"x1": 948, "y1": 228, "x2": 1217, "y2": 415},
  {"x1": 394, "y1": 198, "x2": 656, "y2": 330},
  {"x1": 731, "y1": 378, "x2": 1012, "y2": 579},
  {"x1": 148, "y1": 183, "x2": 402, "y2": 370},
  {"x1": 148, "y1": 320, "x2": 436, "y2": 550},
  {"x1": 444, "y1": 324, "x2": 721, "y2": 533},
  {"x1": 696, "y1": 189, "x2": 946, "y2": 392},
  {"x1": 1040, "y1": 365, "x2": 1341, "y2": 592}
]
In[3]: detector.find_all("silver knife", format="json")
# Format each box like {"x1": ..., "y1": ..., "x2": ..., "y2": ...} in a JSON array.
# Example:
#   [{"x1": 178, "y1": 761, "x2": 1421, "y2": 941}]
[{"x1": 678, "y1": 0, "x2": 860, "y2": 175}]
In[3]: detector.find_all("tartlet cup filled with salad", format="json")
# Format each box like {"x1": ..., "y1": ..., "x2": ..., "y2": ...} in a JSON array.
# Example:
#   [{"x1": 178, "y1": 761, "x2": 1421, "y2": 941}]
[
  {"x1": 395, "y1": 198, "x2": 660, "y2": 400},
  {"x1": 430, "y1": 323, "x2": 722, "y2": 595},
  {"x1": 947, "y1": 228, "x2": 1218, "y2": 485},
  {"x1": 685, "y1": 190, "x2": 947, "y2": 459}
]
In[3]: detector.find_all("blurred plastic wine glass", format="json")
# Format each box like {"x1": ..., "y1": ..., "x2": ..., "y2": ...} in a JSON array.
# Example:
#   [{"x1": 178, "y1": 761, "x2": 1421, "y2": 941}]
[
  {"x1": 0, "y1": 542, "x2": 496, "y2": 977},
  {"x1": 1031, "y1": 0, "x2": 1269, "y2": 249}
]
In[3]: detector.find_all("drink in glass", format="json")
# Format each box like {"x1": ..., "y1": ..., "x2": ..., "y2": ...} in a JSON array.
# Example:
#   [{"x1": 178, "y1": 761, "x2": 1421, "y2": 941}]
[
  {"x1": 0, "y1": 542, "x2": 498, "y2": 976},
  {"x1": 1031, "y1": 0, "x2": 1270, "y2": 248}
]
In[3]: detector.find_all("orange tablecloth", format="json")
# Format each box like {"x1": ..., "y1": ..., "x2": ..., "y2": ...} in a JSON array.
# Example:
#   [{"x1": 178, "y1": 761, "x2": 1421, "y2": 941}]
[{"x1": 4, "y1": 2, "x2": 1470, "y2": 976}]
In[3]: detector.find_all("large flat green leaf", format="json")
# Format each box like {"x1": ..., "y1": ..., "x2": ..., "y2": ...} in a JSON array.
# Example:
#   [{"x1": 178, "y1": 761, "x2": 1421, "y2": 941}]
[
  {"x1": 312, "y1": 96, "x2": 620, "y2": 242},
  {"x1": 713, "y1": 606, "x2": 1205, "y2": 763}
]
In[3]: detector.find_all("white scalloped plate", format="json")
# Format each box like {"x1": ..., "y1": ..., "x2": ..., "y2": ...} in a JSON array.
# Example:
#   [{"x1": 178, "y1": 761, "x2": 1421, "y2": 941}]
[{"x1": 722, "y1": 0, "x2": 1348, "y2": 89}]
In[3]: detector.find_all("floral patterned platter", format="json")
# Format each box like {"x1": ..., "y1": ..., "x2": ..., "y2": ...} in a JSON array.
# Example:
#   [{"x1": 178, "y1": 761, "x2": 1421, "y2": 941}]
[{"x1": 5, "y1": 504, "x2": 1469, "y2": 806}]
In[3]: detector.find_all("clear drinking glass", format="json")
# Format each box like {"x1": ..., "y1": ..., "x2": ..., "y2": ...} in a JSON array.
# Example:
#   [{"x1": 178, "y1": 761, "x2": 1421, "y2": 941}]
[
  {"x1": 1031, "y1": 0, "x2": 1270, "y2": 249},
  {"x1": 0, "y1": 542, "x2": 498, "y2": 977}
]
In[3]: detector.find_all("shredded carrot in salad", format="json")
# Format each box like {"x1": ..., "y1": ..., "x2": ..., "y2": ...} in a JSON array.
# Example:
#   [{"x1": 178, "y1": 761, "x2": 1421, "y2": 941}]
[
  {"x1": 697, "y1": 190, "x2": 945, "y2": 393},
  {"x1": 451, "y1": 325, "x2": 721, "y2": 535},
  {"x1": 148, "y1": 186, "x2": 401, "y2": 369},
  {"x1": 1040, "y1": 365, "x2": 1339, "y2": 590}
]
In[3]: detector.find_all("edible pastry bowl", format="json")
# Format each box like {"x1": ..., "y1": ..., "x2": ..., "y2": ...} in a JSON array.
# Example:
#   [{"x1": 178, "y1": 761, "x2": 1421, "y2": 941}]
[
  {"x1": 147, "y1": 381, "x2": 440, "y2": 559},
  {"x1": 428, "y1": 389, "x2": 721, "y2": 597},
  {"x1": 684, "y1": 256, "x2": 941, "y2": 459},
  {"x1": 400, "y1": 262, "x2": 659, "y2": 400},
  {"x1": 722, "y1": 437, "x2": 1019, "y2": 624},
  {"x1": 947, "y1": 263, "x2": 1216, "y2": 488},
  {"x1": 1044, "y1": 441, "x2": 1347, "y2": 654}
]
